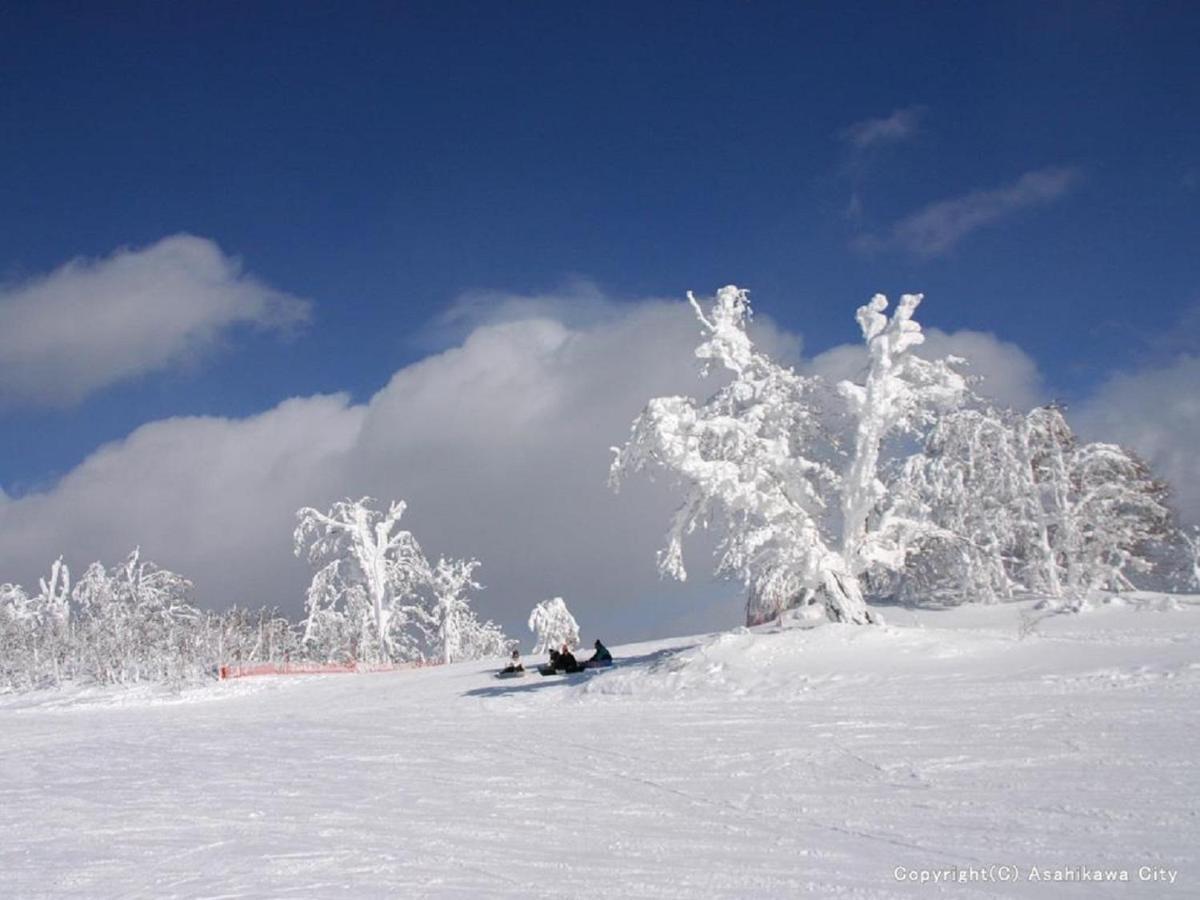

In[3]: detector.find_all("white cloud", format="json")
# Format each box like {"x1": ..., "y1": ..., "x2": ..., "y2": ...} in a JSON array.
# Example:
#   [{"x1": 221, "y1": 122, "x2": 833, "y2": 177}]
[
  {"x1": 859, "y1": 166, "x2": 1082, "y2": 258},
  {"x1": 1072, "y1": 355, "x2": 1200, "y2": 526},
  {"x1": 0, "y1": 289, "x2": 1061, "y2": 641},
  {"x1": 840, "y1": 106, "x2": 925, "y2": 150},
  {"x1": 838, "y1": 106, "x2": 926, "y2": 221},
  {"x1": 0, "y1": 235, "x2": 310, "y2": 408}
]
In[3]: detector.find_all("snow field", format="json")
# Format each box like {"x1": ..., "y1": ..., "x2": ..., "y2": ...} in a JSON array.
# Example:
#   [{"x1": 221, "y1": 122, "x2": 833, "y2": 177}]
[{"x1": 1, "y1": 597, "x2": 1197, "y2": 898}]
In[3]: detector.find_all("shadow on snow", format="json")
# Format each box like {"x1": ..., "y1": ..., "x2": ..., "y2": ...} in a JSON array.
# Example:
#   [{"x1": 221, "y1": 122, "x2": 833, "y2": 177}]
[{"x1": 462, "y1": 645, "x2": 687, "y2": 699}]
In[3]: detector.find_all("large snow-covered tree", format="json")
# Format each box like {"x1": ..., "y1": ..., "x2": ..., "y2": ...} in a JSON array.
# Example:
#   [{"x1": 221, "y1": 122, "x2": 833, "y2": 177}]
[
  {"x1": 611, "y1": 286, "x2": 965, "y2": 626},
  {"x1": 1066, "y1": 440, "x2": 1170, "y2": 598},
  {"x1": 891, "y1": 407, "x2": 1047, "y2": 605},
  {"x1": 528, "y1": 596, "x2": 580, "y2": 654},
  {"x1": 294, "y1": 498, "x2": 431, "y2": 662},
  {"x1": 893, "y1": 404, "x2": 1172, "y2": 606}
]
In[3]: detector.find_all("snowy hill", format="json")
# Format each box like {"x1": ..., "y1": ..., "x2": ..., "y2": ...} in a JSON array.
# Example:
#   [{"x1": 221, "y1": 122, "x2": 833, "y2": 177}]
[{"x1": 2, "y1": 596, "x2": 1197, "y2": 897}]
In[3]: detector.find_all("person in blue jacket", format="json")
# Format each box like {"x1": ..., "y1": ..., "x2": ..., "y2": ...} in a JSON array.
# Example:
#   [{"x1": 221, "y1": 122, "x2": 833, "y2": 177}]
[{"x1": 588, "y1": 639, "x2": 613, "y2": 666}]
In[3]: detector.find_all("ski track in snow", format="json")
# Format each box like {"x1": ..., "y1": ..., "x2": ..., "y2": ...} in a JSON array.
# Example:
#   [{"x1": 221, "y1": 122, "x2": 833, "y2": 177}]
[{"x1": 1, "y1": 597, "x2": 1197, "y2": 898}]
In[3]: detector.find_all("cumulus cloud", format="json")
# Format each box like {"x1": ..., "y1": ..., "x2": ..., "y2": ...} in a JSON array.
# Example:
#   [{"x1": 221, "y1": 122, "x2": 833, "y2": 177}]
[
  {"x1": 1072, "y1": 355, "x2": 1200, "y2": 526},
  {"x1": 839, "y1": 106, "x2": 925, "y2": 150},
  {"x1": 0, "y1": 287, "x2": 1059, "y2": 641},
  {"x1": 0, "y1": 235, "x2": 310, "y2": 408},
  {"x1": 858, "y1": 166, "x2": 1082, "y2": 258}
]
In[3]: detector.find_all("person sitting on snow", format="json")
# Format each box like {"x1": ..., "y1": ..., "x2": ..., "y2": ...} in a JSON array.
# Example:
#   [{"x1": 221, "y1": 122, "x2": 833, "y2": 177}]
[
  {"x1": 588, "y1": 639, "x2": 613, "y2": 665},
  {"x1": 556, "y1": 646, "x2": 580, "y2": 672},
  {"x1": 502, "y1": 649, "x2": 524, "y2": 673}
]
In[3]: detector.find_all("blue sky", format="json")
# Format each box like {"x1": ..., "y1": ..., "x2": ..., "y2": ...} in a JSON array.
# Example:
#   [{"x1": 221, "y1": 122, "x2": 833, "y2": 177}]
[{"x1": 1, "y1": 2, "x2": 1197, "y2": 636}]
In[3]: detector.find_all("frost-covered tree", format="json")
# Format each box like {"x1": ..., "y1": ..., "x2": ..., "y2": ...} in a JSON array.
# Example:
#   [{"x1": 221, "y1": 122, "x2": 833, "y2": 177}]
[
  {"x1": 35, "y1": 557, "x2": 72, "y2": 683},
  {"x1": 611, "y1": 287, "x2": 964, "y2": 626},
  {"x1": 424, "y1": 557, "x2": 483, "y2": 664},
  {"x1": 0, "y1": 582, "x2": 37, "y2": 690},
  {"x1": 0, "y1": 559, "x2": 73, "y2": 689},
  {"x1": 893, "y1": 405, "x2": 1172, "y2": 607},
  {"x1": 1181, "y1": 527, "x2": 1200, "y2": 591},
  {"x1": 210, "y1": 605, "x2": 299, "y2": 667},
  {"x1": 528, "y1": 596, "x2": 580, "y2": 654},
  {"x1": 420, "y1": 556, "x2": 509, "y2": 663},
  {"x1": 892, "y1": 408, "x2": 1045, "y2": 604},
  {"x1": 71, "y1": 549, "x2": 200, "y2": 684},
  {"x1": 1067, "y1": 441, "x2": 1170, "y2": 597},
  {"x1": 294, "y1": 498, "x2": 430, "y2": 662}
]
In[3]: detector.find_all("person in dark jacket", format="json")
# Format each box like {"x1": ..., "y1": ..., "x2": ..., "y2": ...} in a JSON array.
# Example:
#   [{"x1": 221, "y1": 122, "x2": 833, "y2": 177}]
[
  {"x1": 589, "y1": 639, "x2": 613, "y2": 666},
  {"x1": 556, "y1": 647, "x2": 580, "y2": 672}
]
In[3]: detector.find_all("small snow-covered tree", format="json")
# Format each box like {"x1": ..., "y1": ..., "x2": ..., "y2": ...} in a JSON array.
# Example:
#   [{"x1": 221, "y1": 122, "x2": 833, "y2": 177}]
[
  {"x1": 294, "y1": 498, "x2": 430, "y2": 662},
  {"x1": 1181, "y1": 527, "x2": 1200, "y2": 591},
  {"x1": 420, "y1": 556, "x2": 510, "y2": 663},
  {"x1": 528, "y1": 596, "x2": 580, "y2": 654},
  {"x1": 34, "y1": 557, "x2": 72, "y2": 684},
  {"x1": 611, "y1": 286, "x2": 964, "y2": 626},
  {"x1": 0, "y1": 558, "x2": 73, "y2": 689},
  {"x1": 0, "y1": 582, "x2": 36, "y2": 690},
  {"x1": 425, "y1": 557, "x2": 483, "y2": 664},
  {"x1": 209, "y1": 605, "x2": 299, "y2": 668},
  {"x1": 455, "y1": 612, "x2": 512, "y2": 661}
]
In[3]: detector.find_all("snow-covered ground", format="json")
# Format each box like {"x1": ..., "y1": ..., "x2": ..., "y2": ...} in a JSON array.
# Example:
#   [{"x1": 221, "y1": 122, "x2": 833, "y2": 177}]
[{"x1": 2, "y1": 596, "x2": 1197, "y2": 898}]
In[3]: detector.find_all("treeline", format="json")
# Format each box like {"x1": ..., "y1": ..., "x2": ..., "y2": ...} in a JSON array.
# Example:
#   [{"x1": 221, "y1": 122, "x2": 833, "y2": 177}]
[
  {"x1": 0, "y1": 551, "x2": 300, "y2": 691},
  {"x1": 1, "y1": 497, "x2": 515, "y2": 693}
]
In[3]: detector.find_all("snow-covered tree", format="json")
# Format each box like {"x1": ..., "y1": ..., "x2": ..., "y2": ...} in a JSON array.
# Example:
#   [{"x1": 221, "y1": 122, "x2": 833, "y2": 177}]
[
  {"x1": 1181, "y1": 527, "x2": 1200, "y2": 591},
  {"x1": 611, "y1": 286, "x2": 964, "y2": 626},
  {"x1": 893, "y1": 404, "x2": 1172, "y2": 607},
  {"x1": 0, "y1": 582, "x2": 37, "y2": 690},
  {"x1": 71, "y1": 549, "x2": 200, "y2": 684},
  {"x1": 419, "y1": 556, "x2": 510, "y2": 663},
  {"x1": 528, "y1": 596, "x2": 580, "y2": 654},
  {"x1": 0, "y1": 559, "x2": 73, "y2": 689},
  {"x1": 34, "y1": 557, "x2": 72, "y2": 683},
  {"x1": 1067, "y1": 441, "x2": 1170, "y2": 597},
  {"x1": 892, "y1": 408, "x2": 1042, "y2": 604},
  {"x1": 209, "y1": 605, "x2": 299, "y2": 668},
  {"x1": 424, "y1": 556, "x2": 483, "y2": 664},
  {"x1": 294, "y1": 498, "x2": 430, "y2": 662}
]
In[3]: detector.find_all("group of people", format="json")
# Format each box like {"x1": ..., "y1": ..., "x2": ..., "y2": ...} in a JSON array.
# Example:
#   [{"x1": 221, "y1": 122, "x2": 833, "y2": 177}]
[
  {"x1": 547, "y1": 639, "x2": 612, "y2": 673},
  {"x1": 500, "y1": 639, "x2": 612, "y2": 675}
]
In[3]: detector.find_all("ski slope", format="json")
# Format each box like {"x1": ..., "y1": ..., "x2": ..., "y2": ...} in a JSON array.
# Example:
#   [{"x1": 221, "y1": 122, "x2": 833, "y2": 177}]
[{"x1": 2, "y1": 596, "x2": 1197, "y2": 898}]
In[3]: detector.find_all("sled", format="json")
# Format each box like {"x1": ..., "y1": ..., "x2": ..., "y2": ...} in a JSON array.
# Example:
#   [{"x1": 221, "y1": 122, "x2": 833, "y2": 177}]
[
  {"x1": 538, "y1": 661, "x2": 614, "y2": 676},
  {"x1": 538, "y1": 664, "x2": 587, "y2": 676},
  {"x1": 494, "y1": 668, "x2": 526, "y2": 679}
]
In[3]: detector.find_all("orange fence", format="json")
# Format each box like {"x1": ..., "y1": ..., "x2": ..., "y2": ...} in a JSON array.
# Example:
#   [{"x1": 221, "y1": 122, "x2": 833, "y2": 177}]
[{"x1": 218, "y1": 659, "x2": 442, "y2": 680}]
